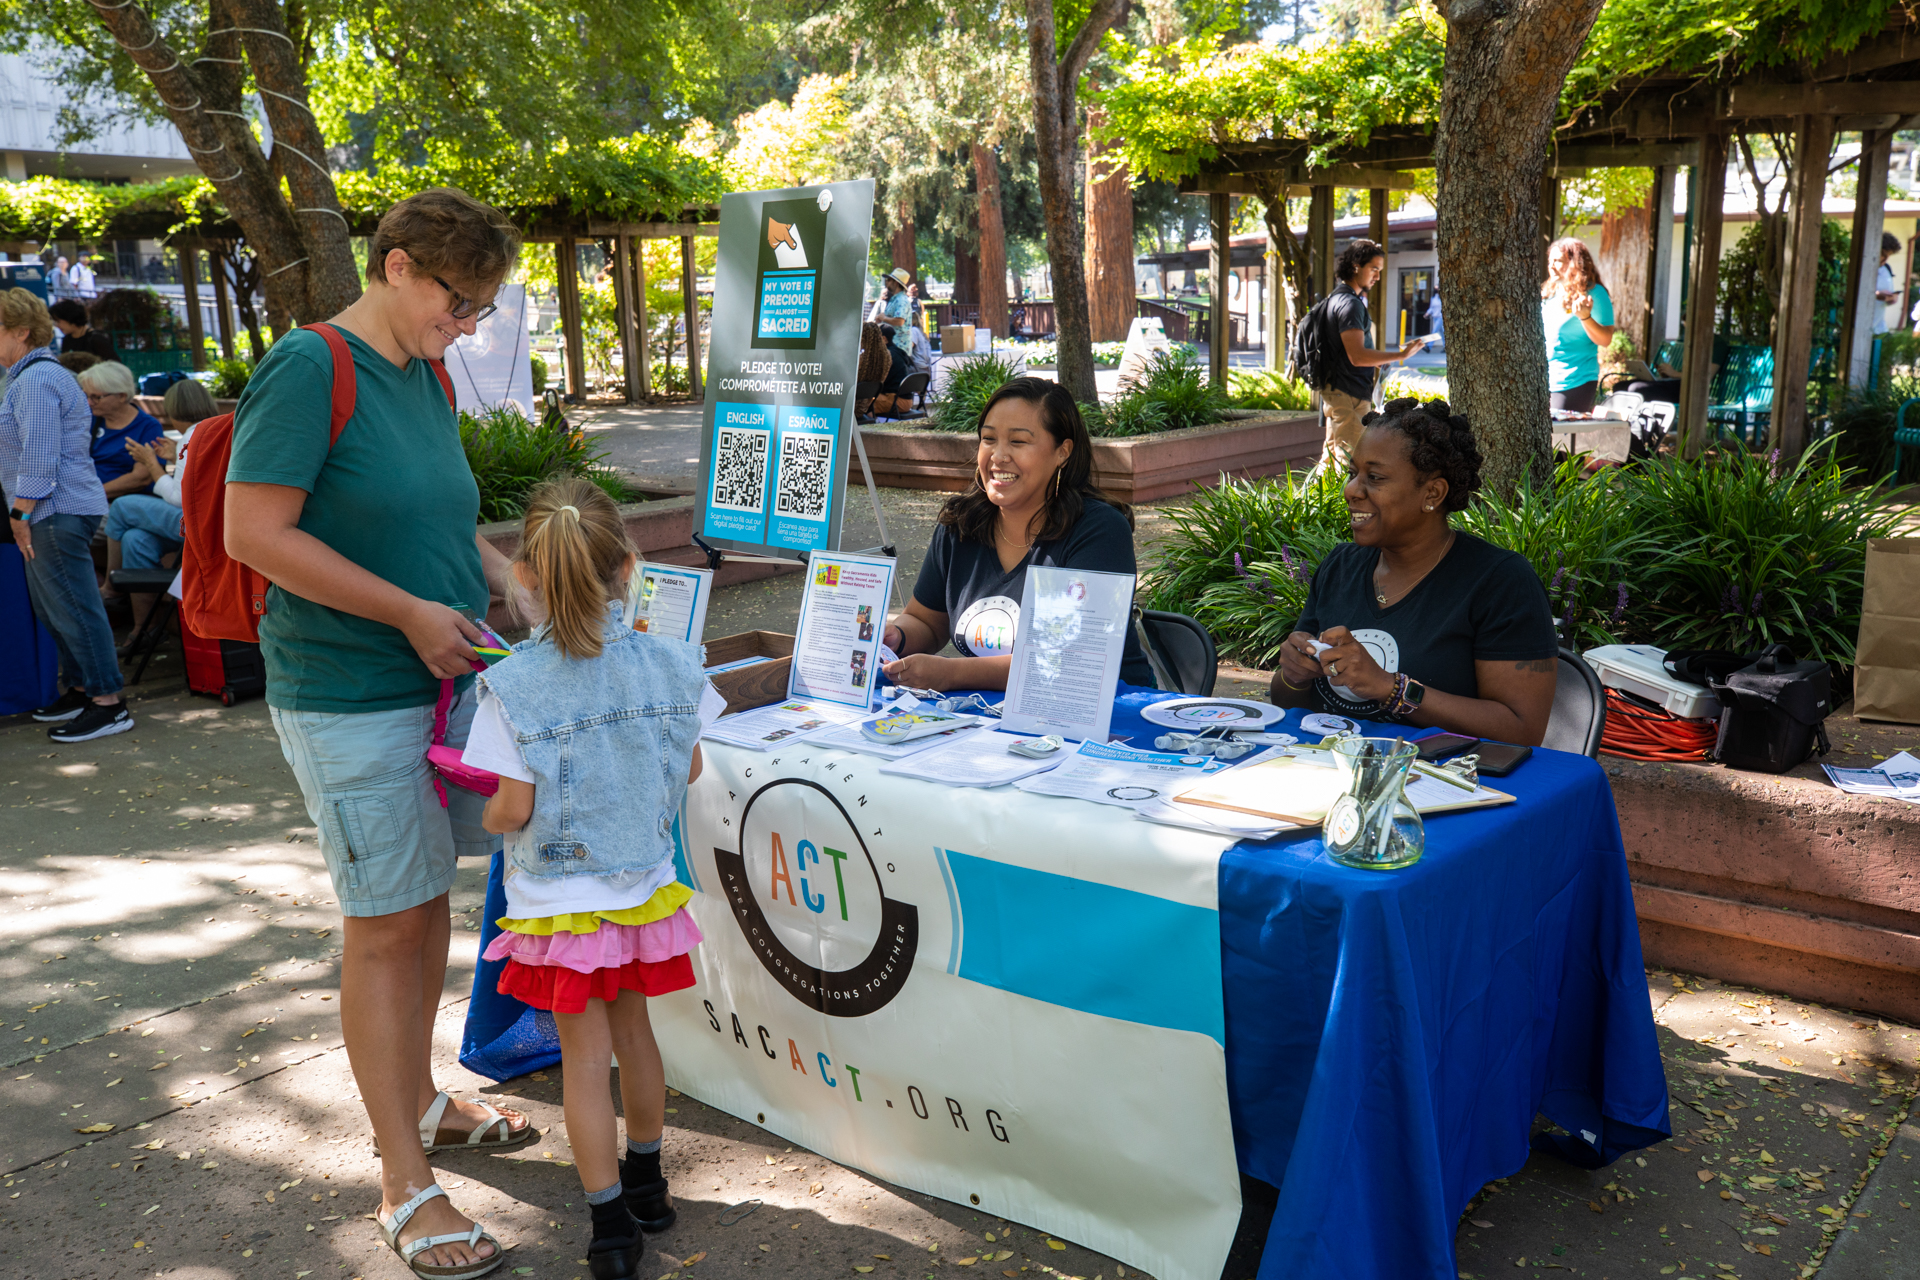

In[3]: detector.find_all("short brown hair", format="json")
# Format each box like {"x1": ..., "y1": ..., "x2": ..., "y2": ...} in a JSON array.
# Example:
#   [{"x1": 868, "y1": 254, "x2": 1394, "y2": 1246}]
[
  {"x1": 513, "y1": 476, "x2": 636, "y2": 660},
  {"x1": 1, "y1": 287, "x2": 56, "y2": 349},
  {"x1": 366, "y1": 187, "x2": 521, "y2": 293}
]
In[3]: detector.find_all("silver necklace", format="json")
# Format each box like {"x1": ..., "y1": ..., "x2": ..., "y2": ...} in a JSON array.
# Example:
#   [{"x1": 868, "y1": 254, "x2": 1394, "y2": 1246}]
[{"x1": 1375, "y1": 531, "x2": 1454, "y2": 606}]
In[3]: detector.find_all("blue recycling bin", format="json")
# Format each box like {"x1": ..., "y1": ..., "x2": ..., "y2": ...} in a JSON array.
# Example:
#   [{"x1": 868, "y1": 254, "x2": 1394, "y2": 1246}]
[{"x1": 1, "y1": 263, "x2": 50, "y2": 302}]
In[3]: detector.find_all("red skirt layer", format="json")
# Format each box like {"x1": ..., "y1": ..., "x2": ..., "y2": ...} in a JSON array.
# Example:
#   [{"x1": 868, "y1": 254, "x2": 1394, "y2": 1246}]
[{"x1": 497, "y1": 952, "x2": 695, "y2": 1014}]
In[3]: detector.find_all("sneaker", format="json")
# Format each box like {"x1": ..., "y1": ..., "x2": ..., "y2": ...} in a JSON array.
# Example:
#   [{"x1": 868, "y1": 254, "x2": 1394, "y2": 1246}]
[
  {"x1": 30, "y1": 688, "x2": 89, "y2": 722},
  {"x1": 48, "y1": 700, "x2": 134, "y2": 743}
]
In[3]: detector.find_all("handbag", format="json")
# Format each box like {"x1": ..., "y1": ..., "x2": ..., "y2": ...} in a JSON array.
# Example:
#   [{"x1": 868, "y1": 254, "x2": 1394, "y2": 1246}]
[
  {"x1": 1707, "y1": 644, "x2": 1832, "y2": 774},
  {"x1": 428, "y1": 662, "x2": 501, "y2": 806}
]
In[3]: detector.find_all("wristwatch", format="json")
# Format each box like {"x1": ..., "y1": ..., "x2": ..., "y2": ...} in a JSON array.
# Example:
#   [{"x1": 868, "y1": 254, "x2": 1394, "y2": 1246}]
[
  {"x1": 1389, "y1": 672, "x2": 1426, "y2": 719},
  {"x1": 8, "y1": 506, "x2": 30, "y2": 523}
]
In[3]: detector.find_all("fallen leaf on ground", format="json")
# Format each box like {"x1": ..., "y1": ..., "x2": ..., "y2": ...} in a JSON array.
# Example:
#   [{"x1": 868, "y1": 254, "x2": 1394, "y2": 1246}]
[
  {"x1": 1697, "y1": 1170, "x2": 1716, "y2": 1183},
  {"x1": 683, "y1": 1252, "x2": 706, "y2": 1266},
  {"x1": 1048, "y1": 1239, "x2": 1066, "y2": 1250},
  {"x1": 873, "y1": 1255, "x2": 891, "y2": 1261},
  {"x1": 855, "y1": 1269, "x2": 874, "y2": 1275},
  {"x1": 1587, "y1": 1201, "x2": 1605, "y2": 1213},
  {"x1": 1470, "y1": 1219, "x2": 1494, "y2": 1229},
  {"x1": 74, "y1": 1123, "x2": 113, "y2": 1133},
  {"x1": 955, "y1": 1259, "x2": 978, "y2": 1268}
]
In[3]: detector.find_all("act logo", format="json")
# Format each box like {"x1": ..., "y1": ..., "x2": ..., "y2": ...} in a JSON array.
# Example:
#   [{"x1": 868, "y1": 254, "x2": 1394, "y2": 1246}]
[{"x1": 715, "y1": 777, "x2": 918, "y2": 1016}]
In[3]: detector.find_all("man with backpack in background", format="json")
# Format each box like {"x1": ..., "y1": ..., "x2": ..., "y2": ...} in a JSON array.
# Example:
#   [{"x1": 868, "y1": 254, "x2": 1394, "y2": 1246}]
[{"x1": 1292, "y1": 238, "x2": 1431, "y2": 477}]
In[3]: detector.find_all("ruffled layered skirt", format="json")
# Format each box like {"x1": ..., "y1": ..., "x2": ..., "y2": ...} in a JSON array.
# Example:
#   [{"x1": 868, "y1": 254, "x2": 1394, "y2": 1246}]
[{"x1": 484, "y1": 881, "x2": 701, "y2": 1015}]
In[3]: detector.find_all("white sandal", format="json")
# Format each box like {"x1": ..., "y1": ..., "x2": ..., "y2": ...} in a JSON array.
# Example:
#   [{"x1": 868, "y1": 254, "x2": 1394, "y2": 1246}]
[
  {"x1": 419, "y1": 1090, "x2": 533, "y2": 1154},
  {"x1": 377, "y1": 1184, "x2": 506, "y2": 1280}
]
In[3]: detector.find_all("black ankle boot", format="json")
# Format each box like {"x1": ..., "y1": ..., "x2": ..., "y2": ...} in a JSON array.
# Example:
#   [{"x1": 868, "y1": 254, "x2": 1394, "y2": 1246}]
[
  {"x1": 622, "y1": 1162, "x2": 677, "y2": 1234},
  {"x1": 588, "y1": 1197, "x2": 641, "y2": 1279}
]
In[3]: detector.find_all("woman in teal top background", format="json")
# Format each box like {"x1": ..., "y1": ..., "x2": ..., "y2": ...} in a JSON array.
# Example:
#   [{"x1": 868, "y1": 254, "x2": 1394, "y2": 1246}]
[{"x1": 1541, "y1": 237, "x2": 1617, "y2": 413}]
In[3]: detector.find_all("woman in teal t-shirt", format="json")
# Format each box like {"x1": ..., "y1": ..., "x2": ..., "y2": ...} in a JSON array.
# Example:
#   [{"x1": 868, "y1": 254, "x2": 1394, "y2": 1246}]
[{"x1": 1540, "y1": 237, "x2": 1617, "y2": 413}]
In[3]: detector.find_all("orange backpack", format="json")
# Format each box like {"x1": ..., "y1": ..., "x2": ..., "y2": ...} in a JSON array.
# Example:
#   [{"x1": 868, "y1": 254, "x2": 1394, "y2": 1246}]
[{"x1": 179, "y1": 322, "x2": 455, "y2": 642}]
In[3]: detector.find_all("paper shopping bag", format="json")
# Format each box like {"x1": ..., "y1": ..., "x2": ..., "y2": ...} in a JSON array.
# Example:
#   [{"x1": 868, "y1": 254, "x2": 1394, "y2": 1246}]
[{"x1": 1854, "y1": 539, "x2": 1920, "y2": 724}]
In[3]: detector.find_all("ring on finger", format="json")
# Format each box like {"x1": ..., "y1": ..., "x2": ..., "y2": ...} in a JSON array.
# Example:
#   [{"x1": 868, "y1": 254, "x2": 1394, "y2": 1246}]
[{"x1": 1327, "y1": 661, "x2": 1340, "y2": 677}]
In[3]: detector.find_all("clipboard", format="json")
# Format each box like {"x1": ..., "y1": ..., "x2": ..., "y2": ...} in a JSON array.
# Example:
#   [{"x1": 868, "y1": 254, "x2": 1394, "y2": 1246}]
[{"x1": 1169, "y1": 752, "x2": 1515, "y2": 828}]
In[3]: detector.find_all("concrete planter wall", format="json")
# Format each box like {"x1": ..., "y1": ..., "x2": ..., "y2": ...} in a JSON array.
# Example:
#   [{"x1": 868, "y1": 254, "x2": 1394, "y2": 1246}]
[
  {"x1": 1612, "y1": 757, "x2": 1920, "y2": 1022},
  {"x1": 852, "y1": 411, "x2": 1323, "y2": 504},
  {"x1": 476, "y1": 494, "x2": 796, "y2": 631}
]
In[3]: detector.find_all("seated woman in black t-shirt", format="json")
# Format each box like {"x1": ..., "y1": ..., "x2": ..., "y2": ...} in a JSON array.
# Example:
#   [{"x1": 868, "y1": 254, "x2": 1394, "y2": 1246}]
[
  {"x1": 1269, "y1": 398, "x2": 1559, "y2": 745},
  {"x1": 883, "y1": 377, "x2": 1155, "y2": 691}
]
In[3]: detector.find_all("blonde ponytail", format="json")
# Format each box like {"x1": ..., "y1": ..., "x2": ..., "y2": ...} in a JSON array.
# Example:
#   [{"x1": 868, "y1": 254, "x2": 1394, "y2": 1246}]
[{"x1": 515, "y1": 477, "x2": 635, "y2": 659}]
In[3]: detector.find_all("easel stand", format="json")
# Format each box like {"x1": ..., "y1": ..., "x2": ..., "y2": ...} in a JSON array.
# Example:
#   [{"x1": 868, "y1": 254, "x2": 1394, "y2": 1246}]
[{"x1": 691, "y1": 426, "x2": 905, "y2": 612}]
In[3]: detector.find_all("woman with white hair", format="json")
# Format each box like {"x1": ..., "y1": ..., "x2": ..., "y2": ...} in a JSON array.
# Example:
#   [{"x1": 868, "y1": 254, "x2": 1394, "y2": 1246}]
[
  {"x1": 1, "y1": 286, "x2": 132, "y2": 741},
  {"x1": 77, "y1": 360, "x2": 165, "y2": 499},
  {"x1": 101, "y1": 378, "x2": 217, "y2": 637}
]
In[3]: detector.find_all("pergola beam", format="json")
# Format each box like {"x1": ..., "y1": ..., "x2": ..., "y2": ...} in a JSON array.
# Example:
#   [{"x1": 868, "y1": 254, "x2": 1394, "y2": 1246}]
[
  {"x1": 1180, "y1": 166, "x2": 1414, "y2": 196},
  {"x1": 1678, "y1": 132, "x2": 1728, "y2": 457},
  {"x1": 1770, "y1": 112, "x2": 1838, "y2": 457},
  {"x1": 1840, "y1": 128, "x2": 1894, "y2": 390},
  {"x1": 1725, "y1": 81, "x2": 1920, "y2": 117}
]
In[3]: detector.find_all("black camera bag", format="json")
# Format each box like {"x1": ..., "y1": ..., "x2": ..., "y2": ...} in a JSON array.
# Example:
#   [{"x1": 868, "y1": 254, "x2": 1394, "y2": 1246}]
[{"x1": 1708, "y1": 644, "x2": 1832, "y2": 774}]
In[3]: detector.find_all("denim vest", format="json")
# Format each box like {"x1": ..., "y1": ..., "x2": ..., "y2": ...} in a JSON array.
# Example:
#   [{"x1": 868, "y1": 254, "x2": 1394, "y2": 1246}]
[{"x1": 479, "y1": 601, "x2": 706, "y2": 880}]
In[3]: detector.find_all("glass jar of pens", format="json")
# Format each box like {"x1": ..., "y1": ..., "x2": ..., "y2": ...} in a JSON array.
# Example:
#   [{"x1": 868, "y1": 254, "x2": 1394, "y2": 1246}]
[{"x1": 1324, "y1": 736, "x2": 1426, "y2": 870}]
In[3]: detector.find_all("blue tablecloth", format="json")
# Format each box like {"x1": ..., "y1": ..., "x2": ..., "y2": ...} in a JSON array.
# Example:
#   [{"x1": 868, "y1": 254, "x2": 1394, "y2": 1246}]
[
  {"x1": 0, "y1": 543, "x2": 59, "y2": 716},
  {"x1": 462, "y1": 686, "x2": 1669, "y2": 1280}
]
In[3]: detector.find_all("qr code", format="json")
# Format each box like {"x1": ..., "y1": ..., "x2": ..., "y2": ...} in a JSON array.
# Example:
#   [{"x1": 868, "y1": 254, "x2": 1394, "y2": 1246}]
[
  {"x1": 711, "y1": 427, "x2": 770, "y2": 512},
  {"x1": 774, "y1": 433, "x2": 832, "y2": 521}
]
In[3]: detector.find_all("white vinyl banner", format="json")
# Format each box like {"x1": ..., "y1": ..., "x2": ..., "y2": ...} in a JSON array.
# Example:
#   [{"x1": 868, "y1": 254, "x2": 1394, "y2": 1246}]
[
  {"x1": 446, "y1": 282, "x2": 534, "y2": 417},
  {"x1": 653, "y1": 737, "x2": 1242, "y2": 1280}
]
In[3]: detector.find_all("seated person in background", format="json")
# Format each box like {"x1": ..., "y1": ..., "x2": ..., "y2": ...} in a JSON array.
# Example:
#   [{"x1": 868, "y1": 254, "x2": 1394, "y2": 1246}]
[
  {"x1": 1268, "y1": 398, "x2": 1558, "y2": 746},
  {"x1": 58, "y1": 351, "x2": 102, "y2": 378},
  {"x1": 78, "y1": 361, "x2": 164, "y2": 499},
  {"x1": 49, "y1": 299, "x2": 117, "y2": 363},
  {"x1": 101, "y1": 378, "x2": 217, "y2": 638},
  {"x1": 882, "y1": 376, "x2": 1155, "y2": 692}
]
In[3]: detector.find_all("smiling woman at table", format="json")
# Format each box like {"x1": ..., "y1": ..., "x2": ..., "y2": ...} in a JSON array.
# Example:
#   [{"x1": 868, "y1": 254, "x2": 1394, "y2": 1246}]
[
  {"x1": 882, "y1": 377, "x2": 1155, "y2": 691},
  {"x1": 1267, "y1": 398, "x2": 1559, "y2": 745}
]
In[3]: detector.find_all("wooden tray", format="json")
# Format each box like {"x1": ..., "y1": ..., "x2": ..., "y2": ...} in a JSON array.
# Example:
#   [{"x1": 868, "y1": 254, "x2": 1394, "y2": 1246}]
[{"x1": 705, "y1": 630, "x2": 795, "y2": 714}]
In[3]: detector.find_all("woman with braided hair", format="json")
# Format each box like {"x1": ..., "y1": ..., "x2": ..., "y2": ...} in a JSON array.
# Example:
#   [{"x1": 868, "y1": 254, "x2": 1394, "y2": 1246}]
[{"x1": 1269, "y1": 398, "x2": 1559, "y2": 745}]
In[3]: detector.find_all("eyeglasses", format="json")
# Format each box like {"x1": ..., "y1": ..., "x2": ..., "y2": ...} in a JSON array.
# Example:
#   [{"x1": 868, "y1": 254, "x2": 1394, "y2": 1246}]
[{"x1": 430, "y1": 274, "x2": 497, "y2": 323}]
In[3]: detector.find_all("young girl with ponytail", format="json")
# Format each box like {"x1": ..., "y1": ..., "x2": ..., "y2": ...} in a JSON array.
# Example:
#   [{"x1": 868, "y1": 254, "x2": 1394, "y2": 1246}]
[{"x1": 458, "y1": 476, "x2": 723, "y2": 1279}]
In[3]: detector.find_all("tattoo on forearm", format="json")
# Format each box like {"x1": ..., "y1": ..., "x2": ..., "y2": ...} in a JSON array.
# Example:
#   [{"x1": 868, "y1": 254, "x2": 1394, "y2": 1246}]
[{"x1": 1514, "y1": 659, "x2": 1557, "y2": 673}]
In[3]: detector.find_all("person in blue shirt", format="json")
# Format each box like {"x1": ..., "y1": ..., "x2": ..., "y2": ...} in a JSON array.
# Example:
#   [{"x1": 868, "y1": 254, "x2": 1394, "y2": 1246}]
[
  {"x1": 77, "y1": 361, "x2": 165, "y2": 498},
  {"x1": 1540, "y1": 238, "x2": 1617, "y2": 414}
]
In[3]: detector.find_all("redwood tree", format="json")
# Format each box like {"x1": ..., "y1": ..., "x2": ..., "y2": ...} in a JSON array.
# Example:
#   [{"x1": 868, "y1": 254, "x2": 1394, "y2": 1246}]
[
  {"x1": 1083, "y1": 106, "x2": 1136, "y2": 343},
  {"x1": 1431, "y1": 0, "x2": 1605, "y2": 495},
  {"x1": 85, "y1": 0, "x2": 361, "y2": 327},
  {"x1": 1026, "y1": 0, "x2": 1133, "y2": 402},
  {"x1": 971, "y1": 143, "x2": 1011, "y2": 338}
]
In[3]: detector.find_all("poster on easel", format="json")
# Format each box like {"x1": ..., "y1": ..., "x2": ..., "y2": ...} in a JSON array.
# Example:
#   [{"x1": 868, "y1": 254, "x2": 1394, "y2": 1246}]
[{"x1": 695, "y1": 180, "x2": 876, "y2": 562}]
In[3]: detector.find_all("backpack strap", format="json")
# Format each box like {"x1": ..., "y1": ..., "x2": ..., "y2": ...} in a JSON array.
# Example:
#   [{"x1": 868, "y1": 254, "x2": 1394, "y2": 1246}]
[
  {"x1": 428, "y1": 360, "x2": 455, "y2": 411},
  {"x1": 303, "y1": 322, "x2": 360, "y2": 449}
]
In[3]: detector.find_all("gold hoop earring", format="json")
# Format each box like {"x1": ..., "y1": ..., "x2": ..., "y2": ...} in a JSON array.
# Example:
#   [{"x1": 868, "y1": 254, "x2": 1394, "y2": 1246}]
[
  {"x1": 974, "y1": 466, "x2": 988, "y2": 494},
  {"x1": 1048, "y1": 468, "x2": 1062, "y2": 502}
]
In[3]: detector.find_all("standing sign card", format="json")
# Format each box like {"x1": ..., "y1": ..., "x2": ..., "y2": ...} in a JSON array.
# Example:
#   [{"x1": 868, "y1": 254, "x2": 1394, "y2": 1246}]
[
  {"x1": 696, "y1": 180, "x2": 876, "y2": 562},
  {"x1": 633, "y1": 564, "x2": 713, "y2": 644},
  {"x1": 1001, "y1": 565, "x2": 1135, "y2": 743},
  {"x1": 789, "y1": 550, "x2": 897, "y2": 713}
]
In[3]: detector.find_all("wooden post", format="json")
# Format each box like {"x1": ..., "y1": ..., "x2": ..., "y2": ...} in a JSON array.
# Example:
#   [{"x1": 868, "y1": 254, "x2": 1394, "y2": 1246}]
[
  {"x1": 1771, "y1": 113, "x2": 1838, "y2": 458},
  {"x1": 178, "y1": 245, "x2": 207, "y2": 371},
  {"x1": 1208, "y1": 192, "x2": 1230, "y2": 388},
  {"x1": 1643, "y1": 165, "x2": 1676, "y2": 360},
  {"x1": 681, "y1": 234, "x2": 703, "y2": 400},
  {"x1": 1368, "y1": 188, "x2": 1389, "y2": 352},
  {"x1": 1678, "y1": 133, "x2": 1727, "y2": 458},
  {"x1": 209, "y1": 249, "x2": 235, "y2": 362},
  {"x1": 1840, "y1": 129, "x2": 1893, "y2": 390},
  {"x1": 555, "y1": 239, "x2": 587, "y2": 400},
  {"x1": 634, "y1": 238, "x2": 651, "y2": 400},
  {"x1": 612, "y1": 231, "x2": 639, "y2": 404},
  {"x1": 1263, "y1": 245, "x2": 1285, "y2": 372},
  {"x1": 1308, "y1": 185, "x2": 1335, "y2": 303}
]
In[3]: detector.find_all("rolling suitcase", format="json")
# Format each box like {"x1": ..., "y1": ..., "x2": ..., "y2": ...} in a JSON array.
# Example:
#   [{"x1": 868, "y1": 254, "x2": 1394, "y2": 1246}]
[{"x1": 181, "y1": 612, "x2": 266, "y2": 706}]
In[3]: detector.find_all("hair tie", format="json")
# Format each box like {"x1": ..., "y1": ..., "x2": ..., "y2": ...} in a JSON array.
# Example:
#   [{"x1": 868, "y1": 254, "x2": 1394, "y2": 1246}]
[{"x1": 557, "y1": 505, "x2": 579, "y2": 518}]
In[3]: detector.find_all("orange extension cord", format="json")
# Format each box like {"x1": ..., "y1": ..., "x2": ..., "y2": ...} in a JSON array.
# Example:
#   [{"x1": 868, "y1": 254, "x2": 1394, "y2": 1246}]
[{"x1": 1598, "y1": 688, "x2": 1720, "y2": 762}]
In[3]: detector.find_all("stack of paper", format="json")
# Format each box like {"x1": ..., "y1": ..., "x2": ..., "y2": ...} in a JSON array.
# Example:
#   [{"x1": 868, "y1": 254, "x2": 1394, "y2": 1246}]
[
  {"x1": 1823, "y1": 751, "x2": 1920, "y2": 805},
  {"x1": 878, "y1": 729, "x2": 1067, "y2": 788},
  {"x1": 701, "y1": 700, "x2": 866, "y2": 751},
  {"x1": 1134, "y1": 798, "x2": 1297, "y2": 840},
  {"x1": 1013, "y1": 740, "x2": 1226, "y2": 810},
  {"x1": 801, "y1": 716, "x2": 984, "y2": 761}
]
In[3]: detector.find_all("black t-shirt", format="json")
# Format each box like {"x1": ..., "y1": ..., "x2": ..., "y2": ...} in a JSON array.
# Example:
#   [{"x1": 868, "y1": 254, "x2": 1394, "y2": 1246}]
[
  {"x1": 61, "y1": 329, "x2": 117, "y2": 362},
  {"x1": 1293, "y1": 532, "x2": 1557, "y2": 719},
  {"x1": 912, "y1": 495, "x2": 1156, "y2": 688},
  {"x1": 1321, "y1": 285, "x2": 1375, "y2": 402}
]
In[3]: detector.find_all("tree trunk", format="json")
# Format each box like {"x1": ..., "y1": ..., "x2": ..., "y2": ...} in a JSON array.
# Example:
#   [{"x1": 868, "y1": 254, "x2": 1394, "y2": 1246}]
[
  {"x1": 85, "y1": 0, "x2": 359, "y2": 329},
  {"x1": 1025, "y1": 0, "x2": 1132, "y2": 403},
  {"x1": 890, "y1": 200, "x2": 918, "y2": 278},
  {"x1": 1083, "y1": 108, "x2": 1135, "y2": 343},
  {"x1": 1254, "y1": 180, "x2": 1314, "y2": 373},
  {"x1": 972, "y1": 142, "x2": 1010, "y2": 339},
  {"x1": 1431, "y1": 0, "x2": 1604, "y2": 497},
  {"x1": 953, "y1": 239, "x2": 980, "y2": 307}
]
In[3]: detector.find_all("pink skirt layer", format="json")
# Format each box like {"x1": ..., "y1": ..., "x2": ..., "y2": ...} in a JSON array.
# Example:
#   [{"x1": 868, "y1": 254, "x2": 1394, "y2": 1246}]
[{"x1": 483, "y1": 907, "x2": 703, "y2": 975}]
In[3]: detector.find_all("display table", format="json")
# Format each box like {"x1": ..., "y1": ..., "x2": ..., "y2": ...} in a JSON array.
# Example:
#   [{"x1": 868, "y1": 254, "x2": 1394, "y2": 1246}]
[
  {"x1": 1551, "y1": 414, "x2": 1633, "y2": 463},
  {"x1": 462, "y1": 687, "x2": 1668, "y2": 1280}
]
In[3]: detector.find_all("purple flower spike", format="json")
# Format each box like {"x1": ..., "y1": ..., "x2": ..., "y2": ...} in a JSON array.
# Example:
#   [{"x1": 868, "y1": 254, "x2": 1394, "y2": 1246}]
[
  {"x1": 1550, "y1": 566, "x2": 1567, "y2": 595},
  {"x1": 1281, "y1": 544, "x2": 1310, "y2": 583},
  {"x1": 1721, "y1": 583, "x2": 1742, "y2": 615},
  {"x1": 1611, "y1": 582, "x2": 1628, "y2": 626},
  {"x1": 1232, "y1": 551, "x2": 1248, "y2": 579},
  {"x1": 1751, "y1": 589, "x2": 1764, "y2": 615}
]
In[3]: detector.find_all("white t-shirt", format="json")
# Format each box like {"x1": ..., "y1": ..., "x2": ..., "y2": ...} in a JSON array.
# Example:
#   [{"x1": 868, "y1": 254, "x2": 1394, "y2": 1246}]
[
  {"x1": 462, "y1": 672, "x2": 727, "y2": 919},
  {"x1": 1875, "y1": 262, "x2": 1896, "y2": 336}
]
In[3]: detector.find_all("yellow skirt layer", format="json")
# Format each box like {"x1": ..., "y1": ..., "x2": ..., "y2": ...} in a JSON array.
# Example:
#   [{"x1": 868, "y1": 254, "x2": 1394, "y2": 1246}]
[{"x1": 497, "y1": 881, "x2": 692, "y2": 936}]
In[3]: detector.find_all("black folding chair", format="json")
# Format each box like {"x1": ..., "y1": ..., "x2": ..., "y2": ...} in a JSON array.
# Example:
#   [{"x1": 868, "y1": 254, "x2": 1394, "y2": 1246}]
[
  {"x1": 1543, "y1": 647, "x2": 1607, "y2": 758},
  {"x1": 1133, "y1": 609, "x2": 1217, "y2": 695},
  {"x1": 109, "y1": 567, "x2": 180, "y2": 684},
  {"x1": 893, "y1": 371, "x2": 931, "y2": 417}
]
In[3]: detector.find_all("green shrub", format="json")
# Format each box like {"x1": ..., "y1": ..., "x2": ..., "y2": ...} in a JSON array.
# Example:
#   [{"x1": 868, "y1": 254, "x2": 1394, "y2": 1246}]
[
  {"x1": 1828, "y1": 376, "x2": 1920, "y2": 487},
  {"x1": 1228, "y1": 368, "x2": 1314, "y2": 411},
  {"x1": 208, "y1": 356, "x2": 253, "y2": 399},
  {"x1": 460, "y1": 403, "x2": 628, "y2": 523},
  {"x1": 531, "y1": 352, "x2": 549, "y2": 394},
  {"x1": 1118, "y1": 350, "x2": 1230, "y2": 432},
  {"x1": 926, "y1": 352, "x2": 1027, "y2": 433},
  {"x1": 1086, "y1": 395, "x2": 1171, "y2": 438}
]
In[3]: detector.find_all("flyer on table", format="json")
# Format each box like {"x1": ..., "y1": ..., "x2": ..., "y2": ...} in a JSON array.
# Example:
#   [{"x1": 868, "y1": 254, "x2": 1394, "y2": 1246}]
[
  {"x1": 1001, "y1": 565, "x2": 1136, "y2": 743},
  {"x1": 788, "y1": 550, "x2": 896, "y2": 712},
  {"x1": 634, "y1": 564, "x2": 713, "y2": 644}
]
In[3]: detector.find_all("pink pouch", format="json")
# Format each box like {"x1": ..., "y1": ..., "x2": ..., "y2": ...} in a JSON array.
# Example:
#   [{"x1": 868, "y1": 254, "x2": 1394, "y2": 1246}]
[{"x1": 429, "y1": 664, "x2": 500, "y2": 806}]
